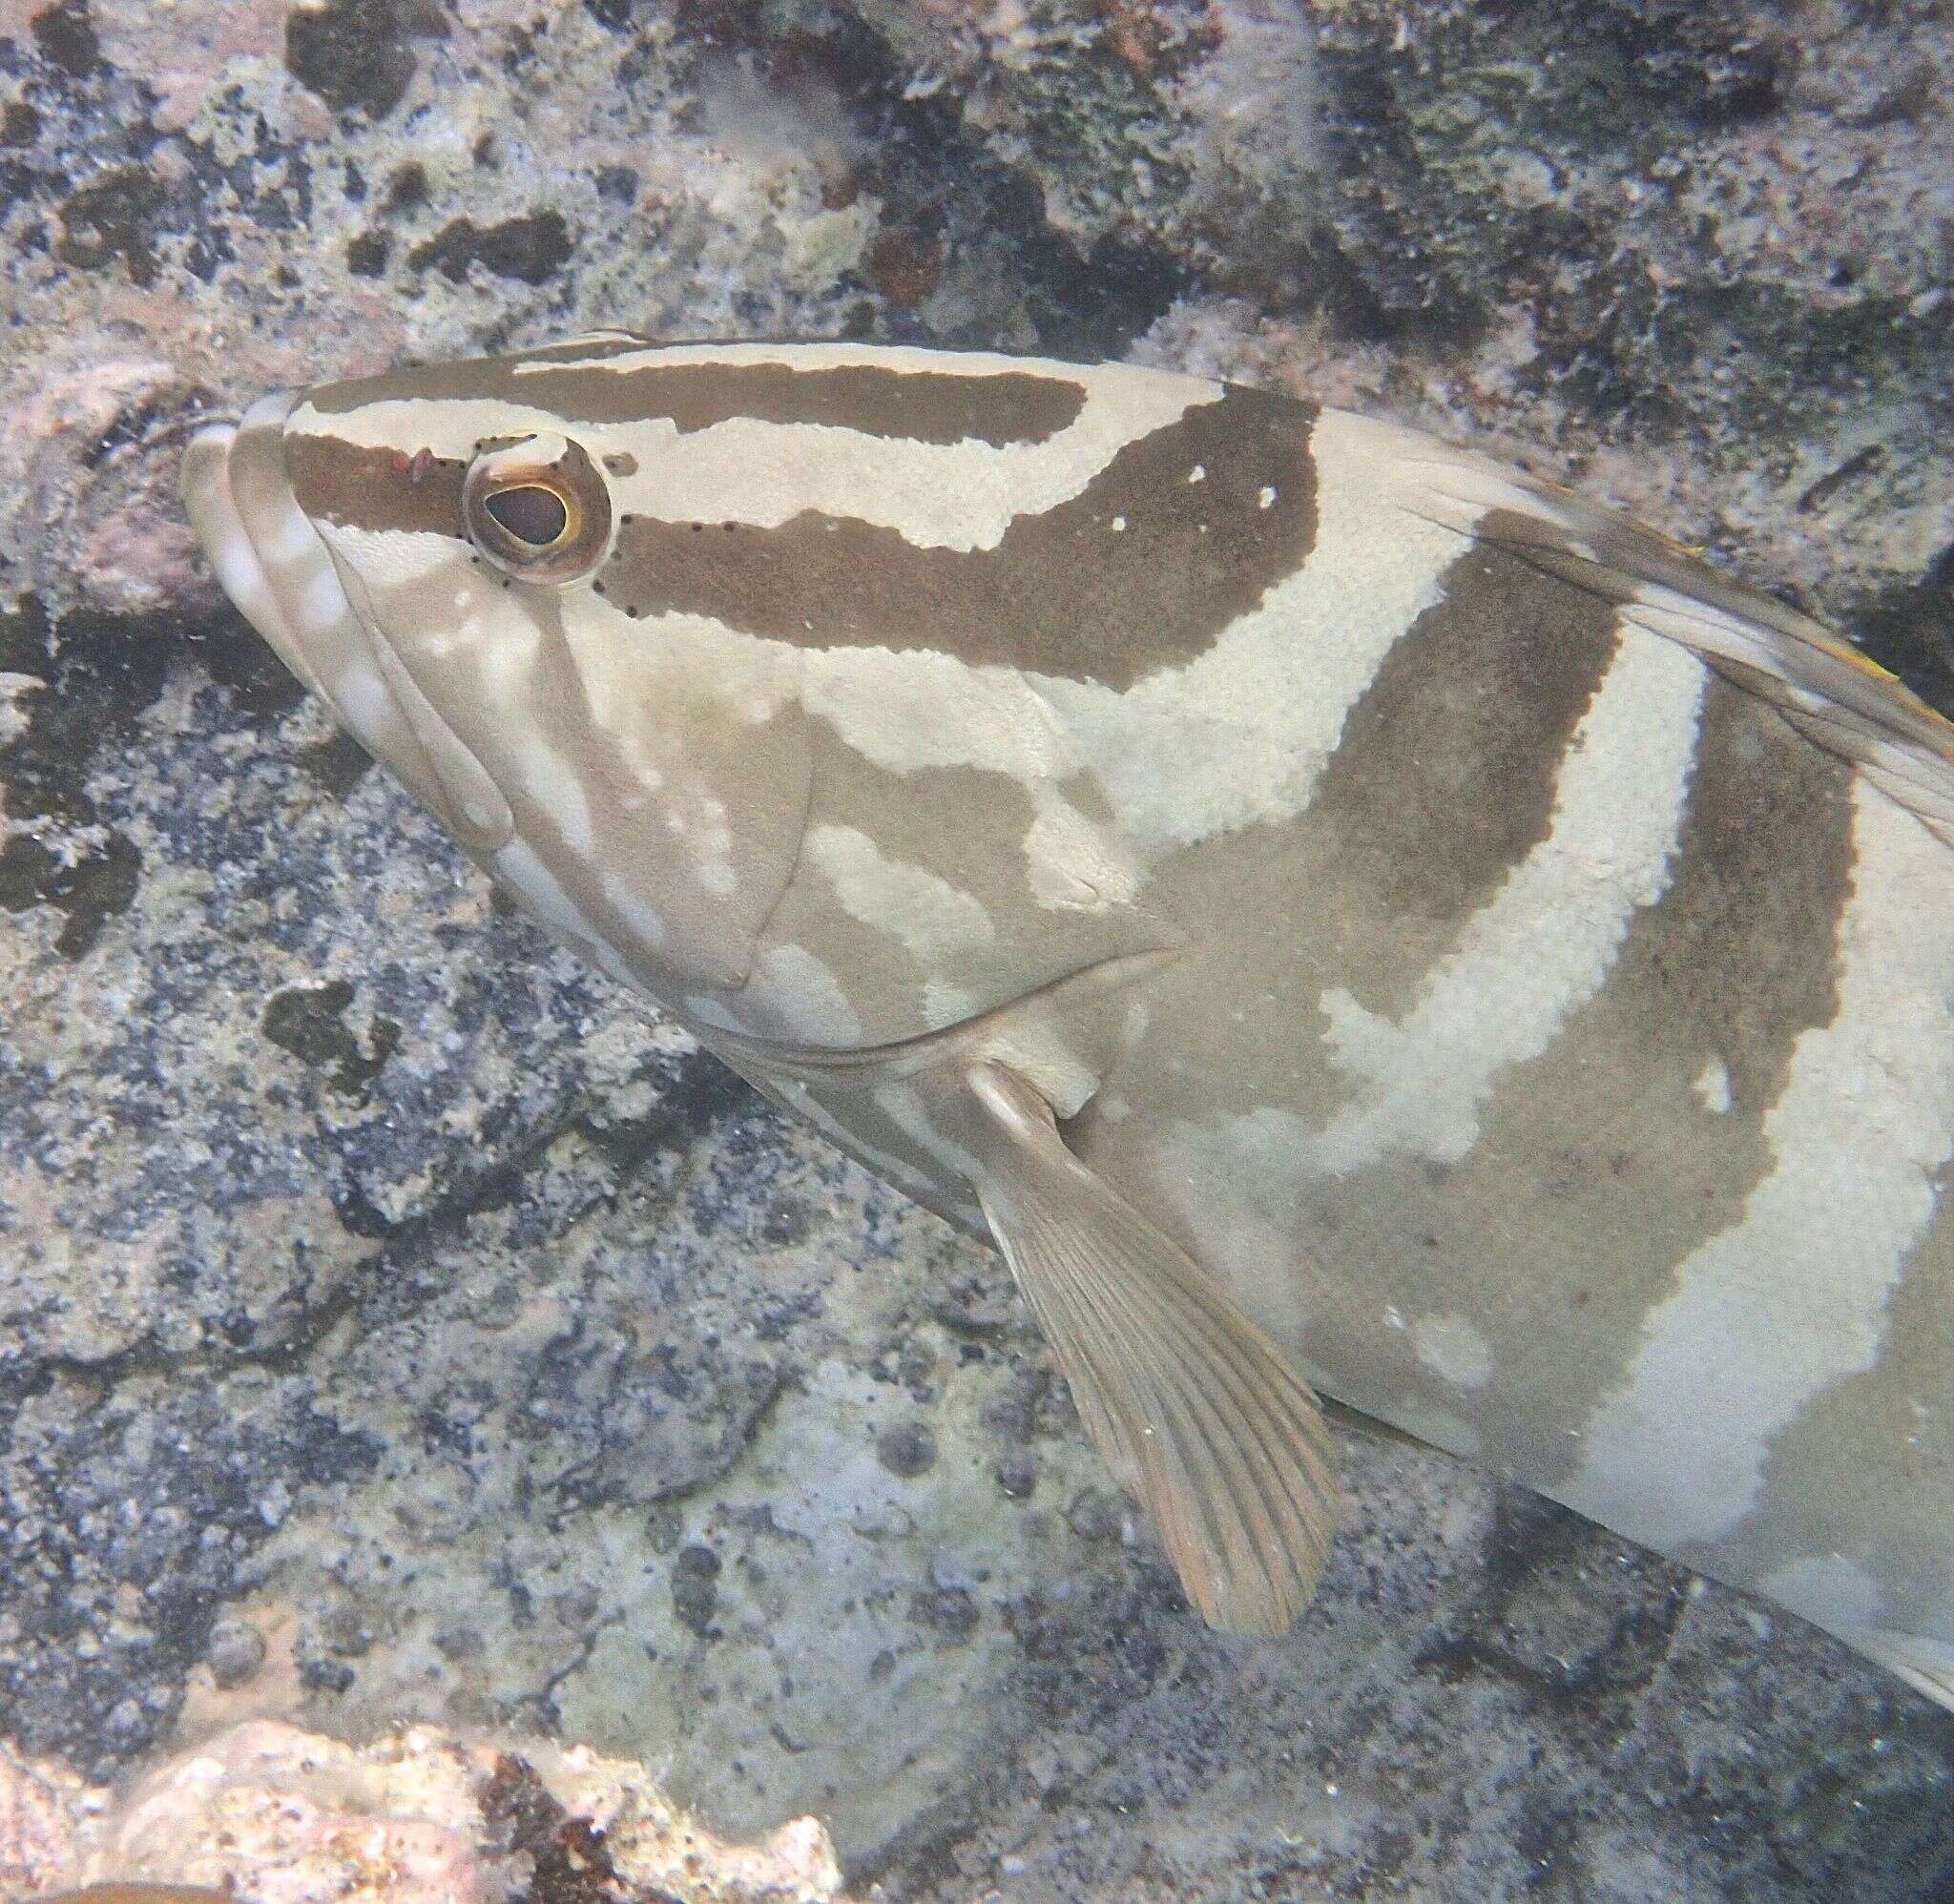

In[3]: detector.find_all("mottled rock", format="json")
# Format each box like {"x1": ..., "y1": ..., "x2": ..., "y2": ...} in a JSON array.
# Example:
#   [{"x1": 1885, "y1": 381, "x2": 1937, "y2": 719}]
[
  {"x1": 3, "y1": 1, "x2": 1952, "y2": 1898},
  {"x1": 0, "y1": 1718, "x2": 851, "y2": 1901}
]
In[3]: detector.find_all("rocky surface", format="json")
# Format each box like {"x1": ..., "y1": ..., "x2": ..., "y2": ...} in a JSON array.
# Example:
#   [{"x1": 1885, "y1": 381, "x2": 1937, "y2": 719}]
[
  {"x1": 1, "y1": 1, "x2": 1951, "y2": 1898},
  {"x1": 1, "y1": 1717, "x2": 851, "y2": 1899}
]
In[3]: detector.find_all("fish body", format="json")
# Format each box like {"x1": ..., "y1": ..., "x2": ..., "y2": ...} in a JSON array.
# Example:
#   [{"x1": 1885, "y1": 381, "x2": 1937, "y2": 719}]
[{"x1": 184, "y1": 339, "x2": 1954, "y2": 1709}]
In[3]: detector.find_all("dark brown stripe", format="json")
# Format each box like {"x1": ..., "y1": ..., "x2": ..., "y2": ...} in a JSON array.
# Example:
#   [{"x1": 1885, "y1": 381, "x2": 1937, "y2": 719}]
[
  {"x1": 1306, "y1": 517, "x2": 1621, "y2": 926},
  {"x1": 1445, "y1": 671, "x2": 1856, "y2": 1487},
  {"x1": 1617, "y1": 674, "x2": 1854, "y2": 1117},
  {"x1": 600, "y1": 386, "x2": 1319, "y2": 691},
  {"x1": 303, "y1": 355, "x2": 1089, "y2": 446},
  {"x1": 286, "y1": 435, "x2": 468, "y2": 536}
]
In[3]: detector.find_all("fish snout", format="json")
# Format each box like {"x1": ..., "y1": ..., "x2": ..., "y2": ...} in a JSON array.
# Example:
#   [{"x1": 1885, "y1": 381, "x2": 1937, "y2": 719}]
[{"x1": 180, "y1": 397, "x2": 502, "y2": 844}]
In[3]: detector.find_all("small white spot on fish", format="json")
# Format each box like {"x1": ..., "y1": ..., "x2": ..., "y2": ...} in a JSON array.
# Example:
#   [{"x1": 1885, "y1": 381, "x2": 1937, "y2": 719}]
[
  {"x1": 301, "y1": 569, "x2": 348, "y2": 631},
  {"x1": 1187, "y1": 465, "x2": 1206, "y2": 484},
  {"x1": 1258, "y1": 485, "x2": 1278, "y2": 509},
  {"x1": 1111, "y1": 515, "x2": 1128, "y2": 532},
  {"x1": 1694, "y1": 1056, "x2": 1734, "y2": 1115},
  {"x1": 264, "y1": 505, "x2": 322, "y2": 564},
  {"x1": 523, "y1": 746, "x2": 596, "y2": 857}
]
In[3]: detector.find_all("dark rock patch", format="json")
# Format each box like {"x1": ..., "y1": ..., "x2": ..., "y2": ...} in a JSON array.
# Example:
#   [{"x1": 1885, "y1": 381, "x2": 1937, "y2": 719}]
[
  {"x1": 0, "y1": 827, "x2": 140, "y2": 959},
  {"x1": 55, "y1": 165, "x2": 163, "y2": 284},
  {"x1": 672, "y1": 1542, "x2": 722, "y2": 1637},
  {"x1": 345, "y1": 228, "x2": 389, "y2": 276},
  {"x1": 284, "y1": 0, "x2": 444, "y2": 121},
  {"x1": 407, "y1": 211, "x2": 574, "y2": 285},
  {"x1": 0, "y1": 1376, "x2": 382, "y2": 1778},
  {"x1": 297, "y1": 728, "x2": 377, "y2": 797},
  {"x1": 30, "y1": 0, "x2": 102, "y2": 82},
  {"x1": 382, "y1": 158, "x2": 429, "y2": 213},
  {"x1": 876, "y1": 1421, "x2": 938, "y2": 1479},
  {"x1": 1858, "y1": 540, "x2": 1954, "y2": 723},
  {"x1": 261, "y1": 980, "x2": 402, "y2": 1100},
  {"x1": 593, "y1": 162, "x2": 637, "y2": 203}
]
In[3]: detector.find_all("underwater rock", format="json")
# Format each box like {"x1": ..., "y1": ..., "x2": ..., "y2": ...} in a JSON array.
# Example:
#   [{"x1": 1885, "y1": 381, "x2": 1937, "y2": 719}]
[
  {"x1": 1, "y1": 0, "x2": 1950, "y2": 1896},
  {"x1": 0, "y1": 1718, "x2": 850, "y2": 1903}
]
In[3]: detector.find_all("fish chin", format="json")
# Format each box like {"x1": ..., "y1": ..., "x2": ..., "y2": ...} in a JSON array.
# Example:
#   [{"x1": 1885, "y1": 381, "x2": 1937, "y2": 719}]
[{"x1": 181, "y1": 398, "x2": 482, "y2": 838}]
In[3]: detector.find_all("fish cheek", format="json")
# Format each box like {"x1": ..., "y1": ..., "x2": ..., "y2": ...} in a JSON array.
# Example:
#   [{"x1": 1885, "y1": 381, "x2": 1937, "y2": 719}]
[{"x1": 536, "y1": 591, "x2": 817, "y2": 992}]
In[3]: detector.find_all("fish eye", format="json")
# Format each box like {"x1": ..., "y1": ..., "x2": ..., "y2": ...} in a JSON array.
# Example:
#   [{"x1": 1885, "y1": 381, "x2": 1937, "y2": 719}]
[
  {"x1": 483, "y1": 484, "x2": 570, "y2": 548},
  {"x1": 462, "y1": 432, "x2": 612, "y2": 585}
]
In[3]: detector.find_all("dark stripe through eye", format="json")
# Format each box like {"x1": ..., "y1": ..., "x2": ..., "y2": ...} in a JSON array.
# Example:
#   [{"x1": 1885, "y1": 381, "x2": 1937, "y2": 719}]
[{"x1": 485, "y1": 485, "x2": 569, "y2": 547}]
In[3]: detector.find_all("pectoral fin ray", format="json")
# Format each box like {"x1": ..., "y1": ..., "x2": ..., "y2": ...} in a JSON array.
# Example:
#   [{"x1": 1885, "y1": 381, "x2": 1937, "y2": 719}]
[{"x1": 962, "y1": 1061, "x2": 1341, "y2": 1637}]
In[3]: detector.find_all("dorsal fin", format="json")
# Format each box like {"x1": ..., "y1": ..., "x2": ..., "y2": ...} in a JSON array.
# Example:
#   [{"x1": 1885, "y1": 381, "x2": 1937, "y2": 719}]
[{"x1": 1353, "y1": 414, "x2": 1954, "y2": 845}]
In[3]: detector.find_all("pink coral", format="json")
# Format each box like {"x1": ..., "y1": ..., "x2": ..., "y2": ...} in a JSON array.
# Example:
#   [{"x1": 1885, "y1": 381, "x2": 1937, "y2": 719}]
[{"x1": 2, "y1": 1721, "x2": 851, "y2": 1904}]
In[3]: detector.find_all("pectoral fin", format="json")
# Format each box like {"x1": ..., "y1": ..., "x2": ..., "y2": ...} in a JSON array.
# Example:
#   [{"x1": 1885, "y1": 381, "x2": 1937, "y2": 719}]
[{"x1": 962, "y1": 1061, "x2": 1341, "y2": 1637}]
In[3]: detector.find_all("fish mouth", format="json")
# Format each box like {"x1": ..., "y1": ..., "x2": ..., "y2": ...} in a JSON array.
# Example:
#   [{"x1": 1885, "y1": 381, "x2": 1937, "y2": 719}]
[{"x1": 181, "y1": 397, "x2": 513, "y2": 851}]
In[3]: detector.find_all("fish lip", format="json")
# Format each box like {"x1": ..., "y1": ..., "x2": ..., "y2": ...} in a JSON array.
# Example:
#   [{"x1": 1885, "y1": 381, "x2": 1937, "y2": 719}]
[
  {"x1": 181, "y1": 395, "x2": 511, "y2": 849},
  {"x1": 182, "y1": 397, "x2": 330, "y2": 702}
]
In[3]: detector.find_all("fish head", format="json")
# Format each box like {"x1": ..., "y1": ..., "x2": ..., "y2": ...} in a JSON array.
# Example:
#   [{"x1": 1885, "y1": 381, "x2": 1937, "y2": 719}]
[{"x1": 180, "y1": 338, "x2": 819, "y2": 1004}]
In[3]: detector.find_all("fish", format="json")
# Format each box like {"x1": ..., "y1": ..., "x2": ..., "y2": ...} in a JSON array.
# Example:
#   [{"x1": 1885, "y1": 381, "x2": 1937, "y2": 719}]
[{"x1": 182, "y1": 337, "x2": 1954, "y2": 1712}]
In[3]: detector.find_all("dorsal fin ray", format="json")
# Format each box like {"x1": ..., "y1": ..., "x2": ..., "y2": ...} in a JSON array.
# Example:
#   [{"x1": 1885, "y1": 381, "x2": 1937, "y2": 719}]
[{"x1": 1356, "y1": 415, "x2": 1954, "y2": 845}]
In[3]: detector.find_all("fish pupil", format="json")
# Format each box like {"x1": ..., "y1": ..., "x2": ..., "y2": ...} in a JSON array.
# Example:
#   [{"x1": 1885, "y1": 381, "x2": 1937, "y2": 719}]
[{"x1": 485, "y1": 485, "x2": 569, "y2": 547}]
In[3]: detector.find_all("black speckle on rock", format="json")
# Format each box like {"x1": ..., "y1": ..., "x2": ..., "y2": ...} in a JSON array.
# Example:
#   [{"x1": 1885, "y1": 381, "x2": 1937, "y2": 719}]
[
  {"x1": 285, "y1": 0, "x2": 437, "y2": 120},
  {"x1": 261, "y1": 980, "x2": 402, "y2": 1100},
  {"x1": 297, "y1": 1652, "x2": 356, "y2": 1695},
  {"x1": 30, "y1": 0, "x2": 101, "y2": 80},
  {"x1": 298, "y1": 727, "x2": 376, "y2": 797},
  {"x1": 0, "y1": 594, "x2": 219, "y2": 955},
  {"x1": 2, "y1": 100, "x2": 40, "y2": 145},
  {"x1": 1065, "y1": 1486, "x2": 1125, "y2": 1543},
  {"x1": 911, "y1": 1585, "x2": 979, "y2": 1644},
  {"x1": 382, "y1": 157, "x2": 428, "y2": 213},
  {"x1": 584, "y1": 0, "x2": 637, "y2": 31},
  {"x1": 594, "y1": 162, "x2": 637, "y2": 203},
  {"x1": 206, "y1": 1618, "x2": 267, "y2": 1688},
  {"x1": 407, "y1": 210, "x2": 575, "y2": 285},
  {"x1": 346, "y1": 228, "x2": 390, "y2": 276},
  {"x1": 876, "y1": 1420, "x2": 938, "y2": 1479},
  {"x1": 995, "y1": 1450, "x2": 1036, "y2": 1500},
  {"x1": 55, "y1": 166, "x2": 164, "y2": 285},
  {"x1": 671, "y1": 1542, "x2": 721, "y2": 1636}
]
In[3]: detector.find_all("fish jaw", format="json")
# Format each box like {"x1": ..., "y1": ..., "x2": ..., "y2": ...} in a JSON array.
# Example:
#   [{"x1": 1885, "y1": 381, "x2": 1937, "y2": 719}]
[{"x1": 180, "y1": 399, "x2": 488, "y2": 840}]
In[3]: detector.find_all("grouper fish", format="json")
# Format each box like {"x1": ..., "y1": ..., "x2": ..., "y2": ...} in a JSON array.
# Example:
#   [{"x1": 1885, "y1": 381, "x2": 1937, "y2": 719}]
[{"x1": 181, "y1": 338, "x2": 1954, "y2": 1711}]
